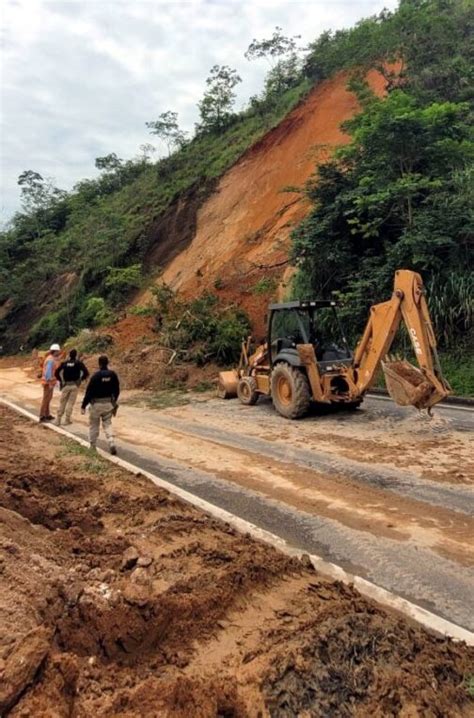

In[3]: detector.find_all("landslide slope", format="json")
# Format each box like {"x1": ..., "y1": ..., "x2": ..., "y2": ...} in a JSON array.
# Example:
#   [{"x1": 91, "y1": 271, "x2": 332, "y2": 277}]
[{"x1": 141, "y1": 69, "x2": 388, "y2": 336}]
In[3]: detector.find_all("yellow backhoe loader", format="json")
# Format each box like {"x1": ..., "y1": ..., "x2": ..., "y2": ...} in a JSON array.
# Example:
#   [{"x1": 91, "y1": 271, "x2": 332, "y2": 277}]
[{"x1": 218, "y1": 270, "x2": 451, "y2": 417}]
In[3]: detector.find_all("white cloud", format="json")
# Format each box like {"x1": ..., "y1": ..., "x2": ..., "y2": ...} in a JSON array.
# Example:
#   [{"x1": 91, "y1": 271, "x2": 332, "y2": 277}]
[{"x1": 0, "y1": 0, "x2": 398, "y2": 221}]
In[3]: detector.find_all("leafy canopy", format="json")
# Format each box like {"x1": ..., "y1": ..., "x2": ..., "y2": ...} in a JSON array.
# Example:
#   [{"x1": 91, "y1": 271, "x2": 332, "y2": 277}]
[{"x1": 198, "y1": 65, "x2": 242, "y2": 133}]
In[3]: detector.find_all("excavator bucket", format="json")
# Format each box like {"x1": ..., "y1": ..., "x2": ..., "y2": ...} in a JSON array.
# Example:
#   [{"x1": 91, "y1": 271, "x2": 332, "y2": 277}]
[
  {"x1": 217, "y1": 370, "x2": 239, "y2": 399},
  {"x1": 382, "y1": 360, "x2": 445, "y2": 410}
]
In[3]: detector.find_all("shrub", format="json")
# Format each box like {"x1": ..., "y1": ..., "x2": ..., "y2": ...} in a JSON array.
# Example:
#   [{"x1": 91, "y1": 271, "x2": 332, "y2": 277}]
[
  {"x1": 149, "y1": 287, "x2": 250, "y2": 365},
  {"x1": 28, "y1": 309, "x2": 71, "y2": 347},
  {"x1": 128, "y1": 305, "x2": 155, "y2": 317},
  {"x1": 252, "y1": 277, "x2": 278, "y2": 295},
  {"x1": 75, "y1": 330, "x2": 114, "y2": 354},
  {"x1": 104, "y1": 264, "x2": 142, "y2": 305},
  {"x1": 77, "y1": 296, "x2": 112, "y2": 328}
]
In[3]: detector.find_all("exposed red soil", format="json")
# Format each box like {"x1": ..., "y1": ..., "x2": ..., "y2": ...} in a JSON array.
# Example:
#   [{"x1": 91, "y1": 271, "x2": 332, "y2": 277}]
[
  {"x1": 132, "y1": 69, "x2": 390, "y2": 338},
  {"x1": 109, "y1": 69, "x2": 391, "y2": 349},
  {"x1": 0, "y1": 405, "x2": 473, "y2": 717},
  {"x1": 105, "y1": 314, "x2": 156, "y2": 352}
]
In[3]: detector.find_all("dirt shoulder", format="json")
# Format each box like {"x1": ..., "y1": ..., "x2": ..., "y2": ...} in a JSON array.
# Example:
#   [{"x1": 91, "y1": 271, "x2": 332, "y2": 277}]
[{"x1": 0, "y1": 405, "x2": 473, "y2": 717}]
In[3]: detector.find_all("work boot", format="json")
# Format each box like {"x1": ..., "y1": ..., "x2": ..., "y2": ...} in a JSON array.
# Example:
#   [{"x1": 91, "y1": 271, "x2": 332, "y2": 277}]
[
  {"x1": 110, "y1": 445, "x2": 117, "y2": 456},
  {"x1": 54, "y1": 419, "x2": 61, "y2": 426},
  {"x1": 64, "y1": 419, "x2": 72, "y2": 426},
  {"x1": 39, "y1": 416, "x2": 48, "y2": 423},
  {"x1": 47, "y1": 415, "x2": 55, "y2": 421},
  {"x1": 89, "y1": 443, "x2": 96, "y2": 451}
]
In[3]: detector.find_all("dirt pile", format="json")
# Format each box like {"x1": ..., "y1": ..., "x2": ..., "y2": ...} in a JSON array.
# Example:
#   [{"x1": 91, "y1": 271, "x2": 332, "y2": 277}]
[{"x1": 0, "y1": 405, "x2": 473, "y2": 716}]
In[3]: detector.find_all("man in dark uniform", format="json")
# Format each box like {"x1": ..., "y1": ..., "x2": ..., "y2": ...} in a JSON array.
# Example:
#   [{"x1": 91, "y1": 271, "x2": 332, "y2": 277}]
[
  {"x1": 54, "y1": 349, "x2": 89, "y2": 426},
  {"x1": 81, "y1": 355, "x2": 120, "y2": 454}
]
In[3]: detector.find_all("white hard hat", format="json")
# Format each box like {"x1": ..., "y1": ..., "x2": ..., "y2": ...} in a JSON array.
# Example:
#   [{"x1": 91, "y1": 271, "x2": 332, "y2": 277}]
[{"x1": 50, "y1": 343, "x2": 61, "y2": 351}]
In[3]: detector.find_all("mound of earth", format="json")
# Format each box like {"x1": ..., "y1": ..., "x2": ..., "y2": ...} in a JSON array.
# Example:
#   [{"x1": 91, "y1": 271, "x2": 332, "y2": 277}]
[{"x1": 0, "y1": 405, "x2": 472, "y2": 716}]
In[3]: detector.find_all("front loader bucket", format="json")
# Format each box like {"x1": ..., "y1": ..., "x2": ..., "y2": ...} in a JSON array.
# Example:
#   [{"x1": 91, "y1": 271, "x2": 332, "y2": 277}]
[
  {"x1": 382, "y1": 360, "x2": 446, "y2": 410},
  {"x1": 217, "y1": 370, "x2": 238, "y2": 399}
]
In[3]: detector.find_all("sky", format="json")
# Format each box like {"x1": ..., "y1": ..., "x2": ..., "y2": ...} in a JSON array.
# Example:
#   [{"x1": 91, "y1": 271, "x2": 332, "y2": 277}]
[{"x1": 0, "y1": 0, "x2": 398, "y2": 222}]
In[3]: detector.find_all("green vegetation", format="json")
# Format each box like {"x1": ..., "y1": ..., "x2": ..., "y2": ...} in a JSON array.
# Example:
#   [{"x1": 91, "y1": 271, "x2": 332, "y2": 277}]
[
  {"x1": 0, "y1": 35, "x2": 310, "y2": 352},
  {"x1": 143, "y1": 390, "x2": 192, "y2": 411},
  {"x1": 1, "y1": 1, "x2": 472, "y2": 395},
  {"x1": 58, "y1": 440, "x2": 110, "y2": 475},
  {"x1": 291, "y1": 0, "x2": 473, "y2": 394},
  {"x1": 151, "y1": 285, "x2": 250, "y2": 365},
  {"x1": 438, "y1": 353, "x2": 474, "y2": 397},
  {"x1": 252, "y1": 277, "x2": 278, "y2": 295},
  {"x1": 193, "y1": 380, "x2": 215, "y2": 393},
  {"x1": 73, "y1": 330, "x2": 114, "y2": 355}
]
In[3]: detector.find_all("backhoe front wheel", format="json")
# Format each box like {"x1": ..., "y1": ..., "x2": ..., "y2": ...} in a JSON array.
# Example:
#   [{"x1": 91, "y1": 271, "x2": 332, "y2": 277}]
[
  {"x1": 237, "y1": 376, "x2": 259, "y2": 405},
  {"x1": 271, "y1": 363, "x2": 311, "y2": 419}
]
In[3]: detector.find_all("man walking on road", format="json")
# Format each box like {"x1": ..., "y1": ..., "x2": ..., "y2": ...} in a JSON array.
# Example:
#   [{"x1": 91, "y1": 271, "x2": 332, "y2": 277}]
[
  {"x1": 54, "y1": 349, "x2": 89, "y2": 426},
  {"x1": 81, "y1": 355, "x2": 120, "y2": 455},
  {"x1": 39, "y1": 343, "x2": 61, "y2": 422}
]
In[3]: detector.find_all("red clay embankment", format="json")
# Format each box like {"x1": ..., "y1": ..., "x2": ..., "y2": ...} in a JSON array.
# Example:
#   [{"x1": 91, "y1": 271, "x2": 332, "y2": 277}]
[{"x1": 139, "y1": 69, "x2": 388, "y2": 335}]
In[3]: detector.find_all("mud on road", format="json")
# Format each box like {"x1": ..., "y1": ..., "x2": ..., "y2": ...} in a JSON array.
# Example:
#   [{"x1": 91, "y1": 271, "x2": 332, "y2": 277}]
[
  {"x1": 1, "y1": 362, "x2": 473, "y2": 633},
  {"x1": 0, "y1": 405, "x2": 473, "y2": 717}
]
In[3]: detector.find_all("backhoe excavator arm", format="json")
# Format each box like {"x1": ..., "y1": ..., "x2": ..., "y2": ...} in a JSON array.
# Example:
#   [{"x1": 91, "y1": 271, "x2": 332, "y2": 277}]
[{"x1": 353, "y1": 270, "x2": 451, "y2": 409}]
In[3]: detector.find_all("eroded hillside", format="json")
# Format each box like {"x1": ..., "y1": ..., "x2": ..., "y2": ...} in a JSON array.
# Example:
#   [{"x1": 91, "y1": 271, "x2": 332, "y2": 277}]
[{"x1": 139, "y1": 69, "x2": 388, "y2": 336}]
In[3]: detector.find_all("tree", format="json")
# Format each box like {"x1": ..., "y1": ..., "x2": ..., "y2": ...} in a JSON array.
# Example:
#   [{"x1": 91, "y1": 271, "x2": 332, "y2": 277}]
[
  {"x1": 245, "y1": 26, "x2": 301, "y2": 93},
  {"x1": 291, "y1": 90, "x2": 473, "y2": 347},
  {"x1": 104, "y1": 263, "x2": 142, "y2": 304},
  {"x1": 245, "y1": 26, "x2": 300, "y2": 64},
  {"x1": 17, "y1": 170, "x2": 65, "y2": 214},
  {"x1": 139, "y1": 143, "x2": 157, "y2": 162},
  {"x1": 95, "y1": 153, "x2": 123, "y2": 171},
  {"x1": 197, "y1": 65, "x2": 241, "y2": 133},
  {"x1": 146, "y1": 111, "x2": 187, "y2": 154}
]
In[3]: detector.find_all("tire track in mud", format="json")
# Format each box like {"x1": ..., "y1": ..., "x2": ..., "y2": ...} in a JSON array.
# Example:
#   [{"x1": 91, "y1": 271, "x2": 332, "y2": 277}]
[{"x1": 143, "y1": 413, "x2": 474, "y2": 516}]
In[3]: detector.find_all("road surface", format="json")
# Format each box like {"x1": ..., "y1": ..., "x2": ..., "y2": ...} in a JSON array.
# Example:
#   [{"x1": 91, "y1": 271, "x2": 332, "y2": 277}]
[{"x1": 0, "y1": 364, "x2": 473, "y2": 632}]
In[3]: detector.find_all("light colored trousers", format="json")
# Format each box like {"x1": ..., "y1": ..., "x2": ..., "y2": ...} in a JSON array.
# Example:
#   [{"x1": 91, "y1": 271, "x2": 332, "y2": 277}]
[
  {"x1": 40, "y1": 384, "x2": 54, "y2": 418},
  {"x1": 89, "y1": 400, "x2": 115, "y2": 448},
  {"x1": 57, "y1": 384, "x2": 79, "y2": 423}
]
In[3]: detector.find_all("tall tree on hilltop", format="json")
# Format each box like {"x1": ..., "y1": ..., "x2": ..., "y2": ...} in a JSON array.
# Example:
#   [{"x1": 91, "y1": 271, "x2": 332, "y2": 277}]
[
  {"x1": 18, "y1": 170, "x2": 65, "y2": 214},
  {"x1": 146, "y1": 111, "x2": 188, "y2": 155},
  {"x1": 197, "y1": 65, "x2": 242, "y2": 133},
  {"x1": 94, "y1": 153, "x2": 123, "y2": 172},
  {"x1": 245, "y1": 26, "x2": 301, "y2": 93}
]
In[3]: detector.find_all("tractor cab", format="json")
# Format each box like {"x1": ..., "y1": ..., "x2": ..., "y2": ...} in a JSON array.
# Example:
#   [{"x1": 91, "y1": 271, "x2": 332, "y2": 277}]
[{"x1": 268, "y1": 300, "x2": 352, "y2": 373}]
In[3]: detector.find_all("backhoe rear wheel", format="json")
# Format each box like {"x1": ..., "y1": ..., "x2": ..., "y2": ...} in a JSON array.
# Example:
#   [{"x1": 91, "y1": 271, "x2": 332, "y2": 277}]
[
  {"x1": 237, "y1": 376, "x2": 259, "y2": 405},
  {"x1": 271, "y1": 363, "x2": 311, "y2": 419}
]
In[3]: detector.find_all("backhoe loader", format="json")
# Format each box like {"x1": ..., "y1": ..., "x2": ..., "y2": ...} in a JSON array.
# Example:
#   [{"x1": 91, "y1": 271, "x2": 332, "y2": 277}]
[{"x1": 217, "y1": 270, "x2": 451, "y2": 418}]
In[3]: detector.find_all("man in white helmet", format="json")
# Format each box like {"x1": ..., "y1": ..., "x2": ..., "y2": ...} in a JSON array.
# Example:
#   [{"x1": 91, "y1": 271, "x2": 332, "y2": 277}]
[{"x1": 39, "y1": 343, "x2": 61, "y2": 422}]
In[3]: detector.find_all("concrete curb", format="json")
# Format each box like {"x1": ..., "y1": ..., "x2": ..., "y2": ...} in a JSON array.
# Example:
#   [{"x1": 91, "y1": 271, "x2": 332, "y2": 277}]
[{"x1": 1, "y1": 395, "x2": 473, "y2": 647}]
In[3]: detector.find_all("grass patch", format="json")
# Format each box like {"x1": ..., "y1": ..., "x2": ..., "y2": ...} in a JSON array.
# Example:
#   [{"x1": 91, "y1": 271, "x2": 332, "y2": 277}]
[
  {"x1": 144, "y1": 389, "x2": 192, "y2": 411},
  {"x1": 252, "y1": 277, "x2": 278, "y2": 295},
  {"x1": 58, "y1": 439, "x2": 110, "y2": 475},
  {"x1": 128, "y1": 305, "x2": 155, "y2": 317},
  {"x1": 193, "y1": 380, "x2": 214, "y2": 393}
]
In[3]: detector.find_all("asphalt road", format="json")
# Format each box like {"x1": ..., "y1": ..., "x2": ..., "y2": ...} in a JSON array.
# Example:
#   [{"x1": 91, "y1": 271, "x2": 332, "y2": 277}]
[{"x1": 1, "y1": 372, "x2": 473, "y2": 634}]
